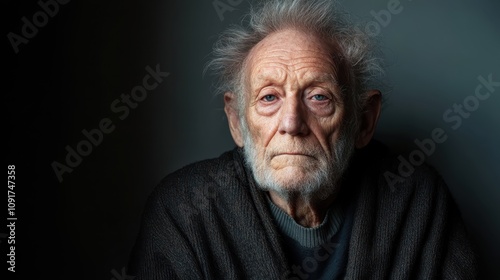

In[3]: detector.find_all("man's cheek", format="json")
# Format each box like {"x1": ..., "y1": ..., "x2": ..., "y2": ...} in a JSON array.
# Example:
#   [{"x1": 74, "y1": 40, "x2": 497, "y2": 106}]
[{"x1": 249, "y1": 129, "x2": 268, "y2": 149}]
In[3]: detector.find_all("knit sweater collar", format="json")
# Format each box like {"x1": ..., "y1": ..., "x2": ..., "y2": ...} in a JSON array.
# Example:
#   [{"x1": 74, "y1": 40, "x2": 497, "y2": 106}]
[{"x1": 266, "y1": 195, "x2": 345, "y2": 248}]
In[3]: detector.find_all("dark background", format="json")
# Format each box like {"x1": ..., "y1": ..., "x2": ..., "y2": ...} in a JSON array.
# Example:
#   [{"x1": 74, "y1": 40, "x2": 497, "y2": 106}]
[{"x1": 4, "y1": 0, "x2": 499, "y2": 279}]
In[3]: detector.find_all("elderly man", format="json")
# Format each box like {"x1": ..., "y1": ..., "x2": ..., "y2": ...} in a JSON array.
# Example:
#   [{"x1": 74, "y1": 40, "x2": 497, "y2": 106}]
[{"x1": 129, "y1": 0, "x2": 479, "y2": 279}]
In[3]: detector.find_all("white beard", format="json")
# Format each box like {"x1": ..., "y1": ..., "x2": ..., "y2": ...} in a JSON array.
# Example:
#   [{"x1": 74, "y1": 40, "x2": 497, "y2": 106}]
[{"x1": 240, "y1": 117, "x2": 356, "y2": 202}]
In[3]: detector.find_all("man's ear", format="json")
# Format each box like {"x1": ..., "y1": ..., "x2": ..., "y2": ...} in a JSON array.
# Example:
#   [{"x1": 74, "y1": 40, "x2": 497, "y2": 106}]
[
  {"x1": 355, "y1": 90, "x2": 382, "y2": 148},
  {"x1": 224, "y1": 92, "x2": 244, "y2": 147}
]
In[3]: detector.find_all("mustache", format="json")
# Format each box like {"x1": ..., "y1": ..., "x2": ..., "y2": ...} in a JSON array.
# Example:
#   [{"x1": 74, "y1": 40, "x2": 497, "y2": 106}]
[{"x1": 266, "y1": 145, "x2": 326, "y2": 159}]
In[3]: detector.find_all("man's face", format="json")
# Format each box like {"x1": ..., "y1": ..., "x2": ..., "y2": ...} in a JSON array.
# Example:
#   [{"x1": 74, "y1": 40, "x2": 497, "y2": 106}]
[{"x1": 240, "y1": 29, "x2": 355, "y2": 199}]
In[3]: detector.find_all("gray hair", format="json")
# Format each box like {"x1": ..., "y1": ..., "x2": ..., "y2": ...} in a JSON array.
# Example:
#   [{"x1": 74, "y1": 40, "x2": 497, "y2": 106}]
[{"x1": 206, "y1": 0, "x2": 384, "y2": 131}]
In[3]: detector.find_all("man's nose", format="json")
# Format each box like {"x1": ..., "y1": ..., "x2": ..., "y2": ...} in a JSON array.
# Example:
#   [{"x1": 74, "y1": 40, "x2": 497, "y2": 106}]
[{"x1": 278, "y1": 97, "x2": 309, "y2": 136}]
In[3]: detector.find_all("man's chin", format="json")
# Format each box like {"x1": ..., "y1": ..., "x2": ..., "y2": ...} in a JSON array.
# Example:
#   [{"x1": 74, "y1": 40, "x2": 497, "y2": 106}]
[
  {"x1": 273, "y1": 167, "x2": 315, "y2": 183},
  {"x1": 260, "y1": 169, "x2": 327, "y2": 195}
]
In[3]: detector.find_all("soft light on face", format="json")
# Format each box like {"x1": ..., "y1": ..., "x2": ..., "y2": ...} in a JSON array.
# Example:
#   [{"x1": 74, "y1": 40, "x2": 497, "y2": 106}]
[{"x1": 240, "y1": 29, "x2": 357, "y2": 200}]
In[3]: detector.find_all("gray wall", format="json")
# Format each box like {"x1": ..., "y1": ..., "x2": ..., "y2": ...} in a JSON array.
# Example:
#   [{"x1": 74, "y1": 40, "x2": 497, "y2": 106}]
[{"x1": 6, "y1": 0, "x2": 498, "y2": 278}]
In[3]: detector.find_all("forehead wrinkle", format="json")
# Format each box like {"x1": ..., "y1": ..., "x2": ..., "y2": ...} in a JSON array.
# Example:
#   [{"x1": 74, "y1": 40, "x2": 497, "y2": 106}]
[
  {"x1": 300, "y1": 72, "x2": 339, "y2": 86},
  {"x1": 254, "y1": 60, "x2": 338, "y2": 85},
  {"x1": 260, "y1": 47, "x2": 332, "y2": 57},
  {"x1": 246, "y1": 29, "x2": 343, "y2": 95},
  {"x1": 254, "y1": 49, "x2": 334, "y2": 65},
  {"x1": 252, "y1": 53, "x2": 336, "y2": 75},
  {"x1": 251, "y1": 63, "x2": 339, "y2": 94},
  {"x1": 254, "y1": 65, "x2": 287, "y2": 86},
  {"x1": 253, "y1": 51, "x2": 337, "y2": 79}
]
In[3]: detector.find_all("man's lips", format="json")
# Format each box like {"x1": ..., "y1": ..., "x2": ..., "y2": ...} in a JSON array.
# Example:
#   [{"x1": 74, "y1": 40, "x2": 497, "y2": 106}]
[{"x1": 273, "y1": 152, "x2": 315, "y2": 158}]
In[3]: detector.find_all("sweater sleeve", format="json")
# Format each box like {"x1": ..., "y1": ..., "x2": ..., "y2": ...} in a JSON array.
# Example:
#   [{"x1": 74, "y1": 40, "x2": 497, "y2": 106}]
[
  {"x1": 128, "y1": 184, "x2": 204, "y2": 280},
  {"x1": 396, "y1": 166, "x2": 480, "y2": 279},
  {"x1": 436, "y1": 177, "x2": 480, "y2": 279},
  {"x1": 345, "y1": 145, "x2": 480, "y2": 279},
  {"x1": 395, "y1": 166, "x2": 480, "y2": 279}
]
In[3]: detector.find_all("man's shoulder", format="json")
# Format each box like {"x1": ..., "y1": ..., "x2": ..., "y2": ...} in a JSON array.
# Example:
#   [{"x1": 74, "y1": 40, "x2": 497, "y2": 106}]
[
  {"x1": 144, "y1": 148, "x2": 249, "y2": 217},
  {"x1": 352, "y1": 141, "x2": 461, "y2": 241},
  {"x1": 155, "y1": 148, "x2": 240, "y2": 194}
]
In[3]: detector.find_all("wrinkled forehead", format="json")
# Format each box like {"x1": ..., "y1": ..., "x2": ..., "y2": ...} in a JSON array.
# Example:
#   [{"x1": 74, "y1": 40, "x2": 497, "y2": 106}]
[{"x1": 243, "y1": 28, "x2": 348, "y2": 89}]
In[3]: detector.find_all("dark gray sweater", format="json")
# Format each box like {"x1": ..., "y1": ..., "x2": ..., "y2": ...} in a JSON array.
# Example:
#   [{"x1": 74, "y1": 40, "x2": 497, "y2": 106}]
[{"x1": 129, "y1": 141, "x2": 479, "y2": 279}]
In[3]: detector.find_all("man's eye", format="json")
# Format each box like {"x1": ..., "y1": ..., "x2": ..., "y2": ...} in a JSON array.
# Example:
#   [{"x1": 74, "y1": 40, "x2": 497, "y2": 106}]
[
  {"x1": 312, "y1": 94, "x2": 328, "y2": 101},
  {"x1": 262, "y1": 95, "x2": 277, "y2": 102}
]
